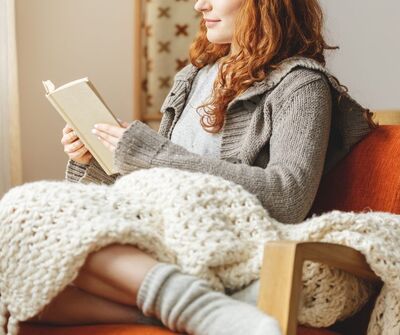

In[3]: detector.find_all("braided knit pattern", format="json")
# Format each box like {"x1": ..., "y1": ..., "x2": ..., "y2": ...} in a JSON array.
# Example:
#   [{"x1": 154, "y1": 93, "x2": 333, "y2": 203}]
[{"x1": 0, "y1": 167, "x2": 399, "y2": 334}]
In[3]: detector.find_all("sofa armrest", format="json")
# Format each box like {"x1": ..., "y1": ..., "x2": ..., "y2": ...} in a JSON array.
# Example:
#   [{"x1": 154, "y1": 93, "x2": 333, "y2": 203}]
[{"x1": 257, "y1": 241, "x2": 381, "y2": 335}]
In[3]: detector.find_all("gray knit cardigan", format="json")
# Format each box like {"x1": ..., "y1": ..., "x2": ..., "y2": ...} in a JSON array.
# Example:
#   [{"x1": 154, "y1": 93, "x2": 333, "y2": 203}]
[{"x1": 65, "y1": 56, "x2": 372, "y2": 223}]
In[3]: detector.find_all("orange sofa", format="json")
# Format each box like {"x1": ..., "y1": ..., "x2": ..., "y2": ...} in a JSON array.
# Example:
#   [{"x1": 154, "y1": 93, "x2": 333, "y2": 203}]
[
  {"x1": 19, "y1": 125, "x2": 399, "y2": 335},
  {"x1": 19, "y1": 324, "x2": 340, "y2": 335}
]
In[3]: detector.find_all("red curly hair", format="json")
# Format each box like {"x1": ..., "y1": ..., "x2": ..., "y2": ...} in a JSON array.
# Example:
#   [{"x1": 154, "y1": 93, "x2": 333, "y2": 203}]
[{"x1": 189, "y1": 0, "x2": 376, "y2": 133}]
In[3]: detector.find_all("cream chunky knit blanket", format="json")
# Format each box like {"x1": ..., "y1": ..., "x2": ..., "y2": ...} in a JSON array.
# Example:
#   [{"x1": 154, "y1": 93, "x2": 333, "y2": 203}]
[{"x1": 0, "y1": 168, "x2": 399, "y2": 335}]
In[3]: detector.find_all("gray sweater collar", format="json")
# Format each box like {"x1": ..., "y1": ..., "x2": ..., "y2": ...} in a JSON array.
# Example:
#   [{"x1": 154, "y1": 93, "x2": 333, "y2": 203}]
[
  {"x1": 165, "y1": 56, "x2": 366, "y2": 112},
  {"x1": 159, "y1": 56, "x2": 372, "y2": 157}
]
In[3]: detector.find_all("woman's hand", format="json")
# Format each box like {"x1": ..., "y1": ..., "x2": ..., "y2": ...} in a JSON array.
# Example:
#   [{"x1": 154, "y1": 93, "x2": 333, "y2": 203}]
[
  {"x1": 61, "y1": 124, "x2": 93, "y2": 165},
  {"x1": 91, "y1": 119, "x2": 130, "y2": 153}
]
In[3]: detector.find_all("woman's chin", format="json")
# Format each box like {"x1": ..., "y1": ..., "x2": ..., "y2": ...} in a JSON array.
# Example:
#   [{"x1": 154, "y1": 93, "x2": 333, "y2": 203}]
[{"x1": 206, "y1": 33, "x2": 231, "y2": 45}]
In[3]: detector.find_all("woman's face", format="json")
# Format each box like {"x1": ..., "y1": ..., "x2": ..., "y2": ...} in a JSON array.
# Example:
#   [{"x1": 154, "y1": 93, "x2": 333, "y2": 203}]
[{"x1": 194, "y1": 0, "x2": 244, "y2": 44}]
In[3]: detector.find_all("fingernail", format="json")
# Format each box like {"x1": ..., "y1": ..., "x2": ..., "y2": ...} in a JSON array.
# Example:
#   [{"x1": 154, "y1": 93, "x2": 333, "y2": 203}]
[
  {"x1": 91, "y1": 129, "x2": 97, "y2": 134},
  {"x1": 94, "y1": 124, "x2": 99, "y2": 129}
]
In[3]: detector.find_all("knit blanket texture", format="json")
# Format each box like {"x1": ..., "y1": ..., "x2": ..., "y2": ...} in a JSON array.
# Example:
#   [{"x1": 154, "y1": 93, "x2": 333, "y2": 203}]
[{"x1": 0, "y1": 168, "x2": 399, "y2": 335}]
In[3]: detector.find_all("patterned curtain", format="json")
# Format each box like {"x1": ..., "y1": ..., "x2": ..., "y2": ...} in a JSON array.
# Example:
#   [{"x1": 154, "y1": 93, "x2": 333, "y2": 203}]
[
  {"x1": 140, "y1": 0, "x2": 201, "y2": 127},
  {"x1": 0, "y1": 0, "x2": 22, "y2": 197}
]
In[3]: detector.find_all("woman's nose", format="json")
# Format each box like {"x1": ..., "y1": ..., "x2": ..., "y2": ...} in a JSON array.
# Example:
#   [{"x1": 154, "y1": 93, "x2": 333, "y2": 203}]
[{"x1": 194, "y1": 0, "x2": 212, "y2": 13}]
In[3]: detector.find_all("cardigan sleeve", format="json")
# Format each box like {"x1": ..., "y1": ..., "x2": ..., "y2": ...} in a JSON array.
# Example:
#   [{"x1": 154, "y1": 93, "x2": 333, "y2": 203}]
[
  {"x1": 113, "y1": 77, "x2": 332, "y2": 224},
  {"x1": 65, "y1": 158, "x2": 119, "y2": 185}
]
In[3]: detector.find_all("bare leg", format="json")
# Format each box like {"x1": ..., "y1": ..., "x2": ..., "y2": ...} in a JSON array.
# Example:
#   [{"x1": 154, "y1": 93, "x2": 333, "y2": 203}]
[
  {"x1": 73, "y1": 243, "x2": 158, "y2": 304},
  {"x1": 26, "y1": 285, "x2": 153, "y2": 326},
  {"x1": 71, "y1": 268, "x2": 137, "y2": 306},
  {"x1": 27, "y1": 244, "x2": 159, "y2": 325}
]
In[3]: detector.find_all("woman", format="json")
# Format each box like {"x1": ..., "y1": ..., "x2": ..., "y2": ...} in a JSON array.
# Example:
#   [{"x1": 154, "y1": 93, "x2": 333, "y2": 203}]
[{"x1": 33, "y1": 0, "x2": 375, "y2": 334}]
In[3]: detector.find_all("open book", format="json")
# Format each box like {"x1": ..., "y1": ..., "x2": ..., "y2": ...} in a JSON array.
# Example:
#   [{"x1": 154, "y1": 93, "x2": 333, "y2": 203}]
[{"x1": 42, "y1": 78, "x2": 121, "y2": 175}]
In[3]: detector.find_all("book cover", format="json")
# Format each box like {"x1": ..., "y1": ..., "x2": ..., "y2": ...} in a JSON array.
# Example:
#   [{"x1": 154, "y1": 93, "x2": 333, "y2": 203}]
[{"x1": 42, "y1": 78, "x2": 120, "y2": 175}]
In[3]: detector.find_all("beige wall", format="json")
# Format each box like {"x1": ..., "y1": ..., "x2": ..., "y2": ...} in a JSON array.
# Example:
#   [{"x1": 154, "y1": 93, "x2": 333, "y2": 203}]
[{"x1": 16, "y1": 0, "x2": 134, "y2": 182}]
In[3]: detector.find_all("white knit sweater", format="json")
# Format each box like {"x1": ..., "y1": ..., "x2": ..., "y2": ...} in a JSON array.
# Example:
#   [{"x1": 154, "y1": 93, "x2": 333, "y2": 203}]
[{"x1": 0, "y1": 167, "x2": 399, "y2": 335}]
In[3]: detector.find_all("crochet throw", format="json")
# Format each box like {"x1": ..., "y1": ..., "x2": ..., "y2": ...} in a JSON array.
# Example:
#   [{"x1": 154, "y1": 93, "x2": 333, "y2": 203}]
[{"x1": 0, "y1": 168, "x2": 399, "y2": 335}]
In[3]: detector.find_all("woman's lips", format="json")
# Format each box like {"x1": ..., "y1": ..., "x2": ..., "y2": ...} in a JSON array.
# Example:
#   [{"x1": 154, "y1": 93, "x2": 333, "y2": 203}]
[{"x1": 205, "y1": 19, "x2": 221, "y2": 28}]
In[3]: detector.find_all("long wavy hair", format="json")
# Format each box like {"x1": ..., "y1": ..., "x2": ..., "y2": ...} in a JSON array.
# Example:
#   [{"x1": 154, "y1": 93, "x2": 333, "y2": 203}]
[{"x1": 189, "y1": 0, "x2": 376, "y2": 133}]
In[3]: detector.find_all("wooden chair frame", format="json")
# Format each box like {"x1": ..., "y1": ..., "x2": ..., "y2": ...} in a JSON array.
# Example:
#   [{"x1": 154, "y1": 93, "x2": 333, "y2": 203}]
[{"x1": 257, "y1": 241, "x2": 381, "y2": 335}]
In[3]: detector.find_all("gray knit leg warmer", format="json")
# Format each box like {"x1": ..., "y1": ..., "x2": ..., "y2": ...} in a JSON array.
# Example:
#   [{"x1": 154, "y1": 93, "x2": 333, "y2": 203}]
[{"x1": 136, "y1": 263, "x2": 281, "y2": 335}]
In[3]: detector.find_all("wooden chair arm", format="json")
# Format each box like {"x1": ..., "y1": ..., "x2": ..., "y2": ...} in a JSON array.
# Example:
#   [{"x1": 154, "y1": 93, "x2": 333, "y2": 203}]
[{"x1": 257, "y1": 241, "x2": 381, "y2": 335}]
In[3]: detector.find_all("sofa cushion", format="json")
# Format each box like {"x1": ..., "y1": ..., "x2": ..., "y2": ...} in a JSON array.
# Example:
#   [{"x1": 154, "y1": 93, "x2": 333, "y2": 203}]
[
  {"x1": 19, "y1": 324, "x2": 176, "y2": 335},
  {"x1": 311, "y1": 125, "x2": 400, "y2": 215},
  {"x1": 19, "y1": 323, "x2": 340, "y2": 335}
]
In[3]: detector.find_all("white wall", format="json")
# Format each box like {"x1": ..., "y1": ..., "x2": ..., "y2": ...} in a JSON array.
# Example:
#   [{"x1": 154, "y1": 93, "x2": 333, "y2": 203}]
[
  {"x1": 321, "y1": 0, "x2": 400, "y2": 110},
  {"x1": 16, "y1": 0, "x2": 134, "y2": 182}
]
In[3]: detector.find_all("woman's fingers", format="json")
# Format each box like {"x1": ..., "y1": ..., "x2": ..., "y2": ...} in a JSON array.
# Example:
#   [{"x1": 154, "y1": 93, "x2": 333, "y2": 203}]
[
  {"x1": 117, "y1": 119, "x2": 130, "y2": 128},
  {"x1": 62, "y1": 122, "x2": 128, "y2": 156},
  {"x1": 61, "y1": 130, "x2": 78, "y2": 145},
  {"x1": 69, "y1": 145, "x2": 89, "y2": 159},
  {"x1": 96, "y1": 135, "x2": 116, "y2": 152},
  {"x1": 62, "y1": 124, "x2": 73, "y2": 135},
  {"x1": 94, "y1": 130, "x2": 118, "y2": 147},
  {"x1": 61, "y1": 123, "x2": 93, "y2": 165},
  {"x1": 92, "y1": 124, "x2": 127, "y2": 152},
  {"x1": 93, "y1": 124, "x2": 122, "y2": 139},
  {"x1": 64, "y1": 140, "x2": 84, "y2": 154}
]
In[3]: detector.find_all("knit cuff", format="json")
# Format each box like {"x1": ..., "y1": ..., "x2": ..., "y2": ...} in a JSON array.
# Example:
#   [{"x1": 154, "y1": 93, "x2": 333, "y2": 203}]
[
  {"x1": 136, "y1": 263, "x2": 180, "y2": 316},
  {"x1": 114, "y1": 120, "x2": 169, "y2": 175},
  {"x1": 65, "y1": 158, "x2": 118, "y2": 185},
  {"x1": 65, "y1": 159, "x2": 88, "y2": 182}
]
